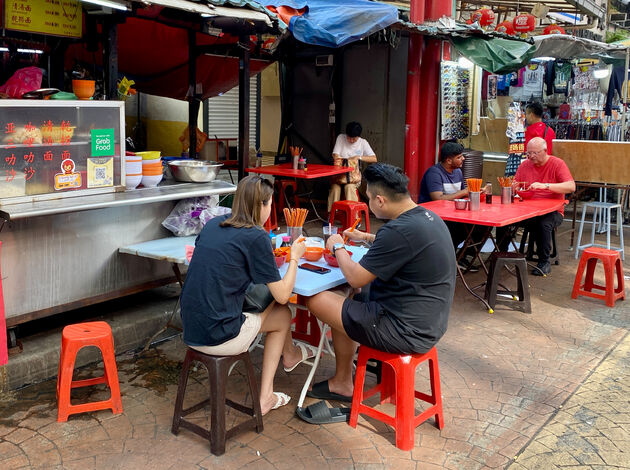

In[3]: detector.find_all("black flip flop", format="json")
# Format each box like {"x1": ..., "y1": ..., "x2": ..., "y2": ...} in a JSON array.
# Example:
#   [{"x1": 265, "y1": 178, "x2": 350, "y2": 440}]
[
  {"x1": 306, "y1": 380, "x2": 353, "y2": 403},
  {"x1": 296, "y1": 400, "x2": 351, "y2": 424}
]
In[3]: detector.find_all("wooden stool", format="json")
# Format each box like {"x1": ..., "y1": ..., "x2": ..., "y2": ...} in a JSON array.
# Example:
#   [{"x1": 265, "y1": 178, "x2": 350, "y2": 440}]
[
  {"x1": 572, "y1": 247, "x2": 625, "y2": 307},
  {"x1": 485, "y1": 252, "x2": 531, "y2": 314},
  {"x1": 349, "y1": 345, "x2": 443, "y2": 451},
  {"x1": 57, "y1": 321, "x2": 122, "y2": 422},
  {"x1": 329, "y1": 200, "x2": 370, "y2": 233},
  {"x1": 171, "y1": 347, "x2": 263, "y2": 456},
  {"x1": 519, "y1": 225, "x2": 559, "y2": 265}
]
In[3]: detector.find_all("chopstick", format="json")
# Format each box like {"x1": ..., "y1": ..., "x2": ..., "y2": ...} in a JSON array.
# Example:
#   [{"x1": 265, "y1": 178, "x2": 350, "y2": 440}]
[
  {"x1": 466, "y1": 178, "x2": 482, "y2": 192},
  {"x1": 343, "y1": 217, "x2": 361, "y2": 244},
  {"x1": 283, "y1": 207, "x2": 309, "y2": 227}
]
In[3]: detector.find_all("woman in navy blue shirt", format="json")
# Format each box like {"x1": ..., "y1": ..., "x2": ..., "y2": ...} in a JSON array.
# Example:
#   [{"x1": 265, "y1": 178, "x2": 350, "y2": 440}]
[{"x1": 181, "y1": 175, "x2": 310, "y2": 415}]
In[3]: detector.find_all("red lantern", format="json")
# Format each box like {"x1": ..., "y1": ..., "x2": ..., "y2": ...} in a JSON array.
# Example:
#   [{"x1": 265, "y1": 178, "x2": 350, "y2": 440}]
[
  {"x1": 495, "y1": 20, "x2": 515, "y2": 36},
  {"x1": 513, "y1": 13, "x2": 536, "y2": 34},
  {"x1": 543, "y1": 24, "x2": 566, "y2": 35},
  {"x1": 472, "y1": 8, "x2": 495, "y2": 27}
]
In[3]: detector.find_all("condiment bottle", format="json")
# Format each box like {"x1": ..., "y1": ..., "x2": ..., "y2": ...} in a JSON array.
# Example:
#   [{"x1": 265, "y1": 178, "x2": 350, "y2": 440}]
[
  {"x1": 280, "y1": 236, "x2": 291, "y2": 247},
  {"x1": 255, "y1": 150, "x2": 263, "y2": 168},
  {"x1": 298, "y1": 157, "x2": 306, "y2": 170},
  {"x1": 485, "y1": 182, "x2": 492, "y2": 204}
]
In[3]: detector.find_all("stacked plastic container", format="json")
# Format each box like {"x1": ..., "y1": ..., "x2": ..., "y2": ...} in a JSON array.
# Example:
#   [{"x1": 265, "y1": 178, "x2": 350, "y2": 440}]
[
  {"x1": 136, "y1": 151, "x2": 163, "y2": 187},
  {"x1": 124, "y1": 153, "x2": 142, "y2": 189}
]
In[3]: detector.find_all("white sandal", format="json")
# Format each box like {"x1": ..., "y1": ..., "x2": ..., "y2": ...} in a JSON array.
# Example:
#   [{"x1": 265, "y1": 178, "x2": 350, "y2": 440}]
[
  {"x1": 264, "y1": 392, "x2": 291, "y2": 415},
  {"x1": 284, "y1": 341, "x2": 318, "y2": 372}
]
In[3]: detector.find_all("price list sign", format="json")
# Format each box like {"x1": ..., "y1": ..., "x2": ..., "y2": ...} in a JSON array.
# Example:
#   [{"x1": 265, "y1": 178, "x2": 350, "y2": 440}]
[
  {"x1": 5, "y1": 0, "x2": 82, "y2": 38},
  {"x1": 0, "y1": 118, "x2": 81, "y2": 197}
]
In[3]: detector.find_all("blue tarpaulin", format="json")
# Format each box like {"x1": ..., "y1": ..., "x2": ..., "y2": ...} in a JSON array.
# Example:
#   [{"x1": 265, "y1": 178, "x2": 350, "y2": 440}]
[{"x1": 263, "y1": 0, "x2": 399, "y2": 48}]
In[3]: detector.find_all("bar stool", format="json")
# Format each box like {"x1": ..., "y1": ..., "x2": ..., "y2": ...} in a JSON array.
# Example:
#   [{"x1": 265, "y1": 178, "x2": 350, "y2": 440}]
[
  {"x1": 349, "y1": 345, "x2": 443, "y2": 451},
  {"x1": 572, "y1": 247, "x2": 625, "y2": 308},
  {"x1": 484, "y1": 252, "x2": 531, "y2": 313},
  {"x1": 171, "y1": 347, "x2": 263, "y2": 456},
  {"x1": 57, "y1": 321, "x2": 122, "y2": 422},
  {"x1": 575, "y1": 201, "x2": 624, "y2": 260},
  {"x1": 329, "y1": 201, "x2": 370, "y2": 233}
]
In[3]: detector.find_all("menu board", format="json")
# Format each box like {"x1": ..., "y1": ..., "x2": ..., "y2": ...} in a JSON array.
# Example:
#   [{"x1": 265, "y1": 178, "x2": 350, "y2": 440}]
[
  {"x1": 4, "y1": 0, "x2": 82, "y2": 38},
  {"x1": 0, "y1": 103, "x2": 123, "y2": 199}
]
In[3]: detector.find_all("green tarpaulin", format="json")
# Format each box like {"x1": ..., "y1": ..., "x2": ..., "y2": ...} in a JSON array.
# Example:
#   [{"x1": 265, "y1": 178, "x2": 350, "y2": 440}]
[{"x1": 451, "y1": 36, "x2": 535, "y2": 74}]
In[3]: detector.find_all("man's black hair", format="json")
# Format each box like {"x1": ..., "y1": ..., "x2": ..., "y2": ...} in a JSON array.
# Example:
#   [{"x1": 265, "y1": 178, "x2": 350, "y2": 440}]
[
  {"x1": 345, "y1": 122, "x2": 362, "y2": 138},
  {"x1": 526, "y1": 102, "x2": 544, "y2": 118},
  {"x1": 363, "y1": 163, "x2": 409, "y2": 201},
  {"x1": 439, "y1": 141, "x2": 465, "y2": 162}
]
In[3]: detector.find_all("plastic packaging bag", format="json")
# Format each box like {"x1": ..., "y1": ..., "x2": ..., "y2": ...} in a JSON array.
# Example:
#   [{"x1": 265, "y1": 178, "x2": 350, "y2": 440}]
[
  {"x1": 198, "y1": 206, "x2": 231, "y2": 226},
  {"x1": 0, "y1": 66, "x2": 43, "y2": 98},
  {"x1": 162, "y1": 196, "x2": 221, "y2": 237}
]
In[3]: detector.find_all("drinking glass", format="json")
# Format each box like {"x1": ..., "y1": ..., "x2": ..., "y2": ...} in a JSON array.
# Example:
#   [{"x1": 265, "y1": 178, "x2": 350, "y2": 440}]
[{"x1": 322, "y1": 225, "x2": 338, "y2": 245}]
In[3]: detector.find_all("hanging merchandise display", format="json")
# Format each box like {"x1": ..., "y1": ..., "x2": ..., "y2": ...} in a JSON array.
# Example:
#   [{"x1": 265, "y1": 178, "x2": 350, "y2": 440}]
[
  {"x1": 513, "y1": 13, "x2": 536, "y2": 38},
  {"x1": 440, "y1": 62, "x2": 470, "y2": 141},
  {"x1": 505, "y1": 103, "x2": 525, "y2": 176}
]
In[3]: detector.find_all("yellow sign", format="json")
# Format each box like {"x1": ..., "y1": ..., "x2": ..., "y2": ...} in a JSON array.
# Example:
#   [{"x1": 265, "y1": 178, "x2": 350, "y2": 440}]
[
  {"x1": 5, "y1": 0, "x2": 82, "y2": 38},
  {"x1": 87, "y1": 157, "x2": 114, "y2": 188}
]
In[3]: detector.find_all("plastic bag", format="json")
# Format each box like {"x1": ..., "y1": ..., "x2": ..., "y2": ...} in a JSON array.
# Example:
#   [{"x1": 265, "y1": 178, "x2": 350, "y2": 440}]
[
  {"x1": 199, "y1": 206, "x2": 231, "y2": 226},
  {"x1": 162, "y1": 196, "x2": 220, "y2": 237},
  {"x1": 0, "y1": 66, "x2": 43, "y2": 98}
]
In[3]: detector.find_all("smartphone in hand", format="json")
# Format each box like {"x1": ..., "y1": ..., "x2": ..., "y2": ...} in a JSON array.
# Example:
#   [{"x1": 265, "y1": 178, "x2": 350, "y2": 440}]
[{"x1": 298, "y1": 263, "x2": 331, "y2": 274}]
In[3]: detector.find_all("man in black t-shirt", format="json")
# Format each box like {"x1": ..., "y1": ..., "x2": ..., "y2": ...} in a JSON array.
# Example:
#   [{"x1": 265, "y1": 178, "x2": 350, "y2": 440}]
[{"x1": 305, "y1": 163, "x2": 456, "y2": 403}]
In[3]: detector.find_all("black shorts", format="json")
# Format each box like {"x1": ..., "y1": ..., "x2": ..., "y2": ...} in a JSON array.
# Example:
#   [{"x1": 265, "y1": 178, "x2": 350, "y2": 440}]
[{"x1": 341, "y1": 298, "x2": 419, "y2": 354}]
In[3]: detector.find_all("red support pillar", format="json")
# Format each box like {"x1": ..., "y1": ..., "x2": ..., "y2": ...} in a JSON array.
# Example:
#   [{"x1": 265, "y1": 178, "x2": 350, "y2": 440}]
[
  {"x1": 403, "y1": 0, "x2": 425, "y2": 202},
  {"x1": 417, "y1": 0, "x2": 453, "y2": 188}
]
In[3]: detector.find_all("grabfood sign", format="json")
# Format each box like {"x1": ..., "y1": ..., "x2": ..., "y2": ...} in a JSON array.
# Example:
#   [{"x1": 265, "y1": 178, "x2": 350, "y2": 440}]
[{"x1": 91, "y1": 129, "x2": 115, "y2": 156}]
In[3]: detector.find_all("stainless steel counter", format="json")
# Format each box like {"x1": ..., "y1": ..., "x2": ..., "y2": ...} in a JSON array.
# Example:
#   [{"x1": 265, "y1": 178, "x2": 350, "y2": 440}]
[{"x1": 0, "y1": 181, "x2": 236, "y2": 221}]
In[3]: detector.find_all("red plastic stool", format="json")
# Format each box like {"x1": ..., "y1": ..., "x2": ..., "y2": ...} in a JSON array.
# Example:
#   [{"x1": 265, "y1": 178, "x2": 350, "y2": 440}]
[
  {"x1": 572, "y1": 247, "x2": 625, "y2": 307},
  {"x1": 274, "y1": 179, "x2": 299, "y2": 213},
  {"x1": 264, "y1": 196, "x2": 278, "y2": 232},
  {"x1": 57, "y1": 321, "x2": 123, "y2": 422},
  {"x1": 349, "y1": 345, "x2": 444, "y2": 451},
  {"x1": 329, "y1": 200, "x2": 370, "y2": 233}
]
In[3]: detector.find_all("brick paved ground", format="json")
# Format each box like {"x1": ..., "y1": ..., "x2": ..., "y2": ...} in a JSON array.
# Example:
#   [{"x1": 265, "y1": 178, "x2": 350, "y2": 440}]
[{"x1": 1, "y1": 219, "x2": 629, "y2": 469}]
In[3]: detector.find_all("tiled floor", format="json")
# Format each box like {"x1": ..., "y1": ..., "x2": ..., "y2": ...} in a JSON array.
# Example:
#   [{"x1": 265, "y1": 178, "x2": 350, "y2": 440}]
[{"x1": 1, "y1": 219, "x2": 630, "y2": 469}]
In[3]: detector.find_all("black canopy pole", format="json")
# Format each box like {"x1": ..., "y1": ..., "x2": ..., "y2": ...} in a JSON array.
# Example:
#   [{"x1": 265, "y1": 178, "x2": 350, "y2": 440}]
[
  {"x1": 238, "y1": 34, "x2": 250, "y2": 181},
  {"x1": 104, "y1": 19, "x2": 118, "y2": 100},
  {"x1": 188, "y1": 29, "x2": 198, "y2": 158}
]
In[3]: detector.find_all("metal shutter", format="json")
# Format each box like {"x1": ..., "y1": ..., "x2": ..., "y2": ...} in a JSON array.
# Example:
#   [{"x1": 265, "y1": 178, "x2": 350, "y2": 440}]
[{"x1": 206, "y1": 74, "x2": 258, "y2": 149}]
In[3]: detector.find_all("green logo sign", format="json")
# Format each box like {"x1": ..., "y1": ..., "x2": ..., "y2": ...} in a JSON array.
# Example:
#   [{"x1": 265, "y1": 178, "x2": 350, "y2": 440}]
[{"x1": 91, "y1": 128, "x2": 115, "y2": 156}]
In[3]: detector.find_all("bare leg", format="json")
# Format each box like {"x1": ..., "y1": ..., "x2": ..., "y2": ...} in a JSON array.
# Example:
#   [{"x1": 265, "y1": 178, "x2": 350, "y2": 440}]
[
  {"x1": 258, "y1": 302, "x2": 291, "y2": 415},
  {"x1": 305, "y1": 288, "x2": 356, "y2": 397}
]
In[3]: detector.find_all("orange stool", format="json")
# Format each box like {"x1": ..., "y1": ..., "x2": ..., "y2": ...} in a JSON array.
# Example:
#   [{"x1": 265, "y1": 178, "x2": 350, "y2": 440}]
[
  {"x1": 349, "y1": 345, "x2": 444, "y2": 451},
  {"x1": 264, "y1": 196, "x2": 278, "y2": 232},
  {"x1": 329, "y1": 200, "x2": 370, "y2": 233},
  {"x1": 274, "y1": 179, "x2": 299, "y2": 213},
  {"x1": 572, "y1": 247, "x2": 625, "y2": 307},
  {"x1": 57, "y1": 321, "x2": 122, "y2": 422}
]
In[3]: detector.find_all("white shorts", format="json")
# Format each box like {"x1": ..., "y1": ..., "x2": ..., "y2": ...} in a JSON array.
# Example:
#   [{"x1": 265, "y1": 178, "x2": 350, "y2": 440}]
[{"x1": 190, "y1": 313, "x2": 262, "y2": 356}]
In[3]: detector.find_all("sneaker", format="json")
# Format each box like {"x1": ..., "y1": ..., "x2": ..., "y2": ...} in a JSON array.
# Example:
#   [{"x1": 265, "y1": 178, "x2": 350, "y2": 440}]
[{"x1": 531, "y1": 261, "x2": 551, "y2": 276}]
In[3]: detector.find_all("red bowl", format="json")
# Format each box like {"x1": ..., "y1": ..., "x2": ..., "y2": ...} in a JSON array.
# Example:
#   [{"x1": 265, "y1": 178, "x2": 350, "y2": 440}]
[
  {"x1": 323, "y1": 249, "x2": 352, "y2": 267},
  {"x1": 517, "y1": 189, "x2": 534, "y2": 199},
  {"x1": 275, "y1": 255, "x2": 286, "y2": 268}
]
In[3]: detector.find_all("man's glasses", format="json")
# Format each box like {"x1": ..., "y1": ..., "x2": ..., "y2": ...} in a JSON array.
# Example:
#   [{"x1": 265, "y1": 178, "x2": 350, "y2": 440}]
[{"x1": 526, "y1": 149, "x2": 544, "y2": 157}]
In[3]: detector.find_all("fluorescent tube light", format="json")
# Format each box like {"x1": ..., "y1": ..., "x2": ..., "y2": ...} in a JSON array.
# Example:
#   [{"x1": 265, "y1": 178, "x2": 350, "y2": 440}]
[
  {"x1": 17, "y1": 48, "x2": 43, "y2": 54},
  {"x1": 0, "y1": 47, "x2": 8, "y2": 52},
  {"x1": 81, "y1": 0, "x2": 128, "y2": 11}
]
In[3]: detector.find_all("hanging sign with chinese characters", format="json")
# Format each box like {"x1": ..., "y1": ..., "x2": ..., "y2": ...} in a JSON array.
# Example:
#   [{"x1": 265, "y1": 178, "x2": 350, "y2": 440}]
[{"x1": 5, "y1": 0, "x2": 83, "y2": 39}]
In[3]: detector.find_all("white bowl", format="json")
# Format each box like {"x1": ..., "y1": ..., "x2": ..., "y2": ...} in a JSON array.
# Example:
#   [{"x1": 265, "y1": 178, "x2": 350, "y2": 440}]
[
  {"x1": 125, "y1": 174, "x2": 142, "y2": 190},
  {"x1": 141, "y1": 173, "x2": 163, "y2": 187},
  {"x1": 125, "y1": 161, "x2": 142, "y2": 171}
]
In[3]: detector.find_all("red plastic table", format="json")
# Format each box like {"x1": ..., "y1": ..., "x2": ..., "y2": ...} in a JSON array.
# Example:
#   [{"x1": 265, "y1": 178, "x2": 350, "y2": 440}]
[
  {"x1": 246, "y1": 163, "x2": 351, "y2": 179},
  {"x1": 420, "y1": 196, "x2": 567, "y2": 311}
]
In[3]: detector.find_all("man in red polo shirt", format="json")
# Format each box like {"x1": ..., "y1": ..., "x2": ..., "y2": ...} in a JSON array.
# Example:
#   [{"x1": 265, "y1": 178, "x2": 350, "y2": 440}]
[
  {"x1": 501, "y1": 137, "x2": 575, "y2": 275},
  {"x1": 525, "y1": 102, "x2": 556, "y2": 154}
]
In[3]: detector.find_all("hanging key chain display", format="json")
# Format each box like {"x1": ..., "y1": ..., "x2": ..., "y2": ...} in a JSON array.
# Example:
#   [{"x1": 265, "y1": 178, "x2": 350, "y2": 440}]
[
  {"x1": 505, "y1": 102, "x2": 525, "y2": 176},
  {"x1": 440, "y1": 62, "x2": 471, "y2": 141}
]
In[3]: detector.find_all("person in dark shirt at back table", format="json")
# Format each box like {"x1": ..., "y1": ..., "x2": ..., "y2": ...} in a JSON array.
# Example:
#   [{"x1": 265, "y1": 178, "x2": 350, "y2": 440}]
[{"x1": 304, "y1": 163, "x2": 456, "y2": 405}]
